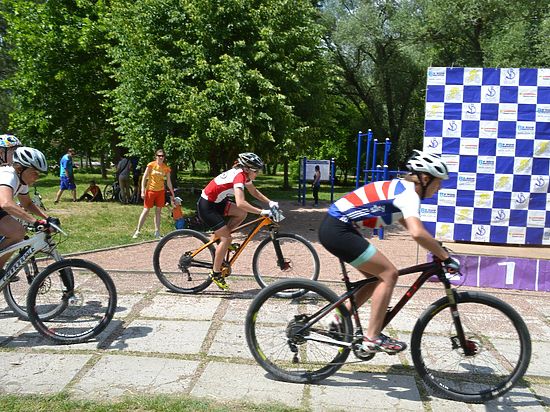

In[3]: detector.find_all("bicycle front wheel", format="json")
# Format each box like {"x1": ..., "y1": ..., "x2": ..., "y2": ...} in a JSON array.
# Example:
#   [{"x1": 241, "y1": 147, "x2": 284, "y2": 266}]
[
  {"x1": 103, "y1": 184, "x2": 114, "y2": 201},
  {"x1": 153, "y1": 229, "x2": 214, "y2": 294},
  {"x1": 252, "y1": 233, "x2": 320, "y2": 298},
  {"x1": 245, "y1": 279, "x2": 353, "y2": 383},
  {"x1": 26, "y1": 259, "x2": 117, "y2": 344},
  {"x1": 411, "y1": 291, "x2": 531, "y2": 403},
  {"x1": 3, "y1": 251, "x2": 63, "y2": 320}
]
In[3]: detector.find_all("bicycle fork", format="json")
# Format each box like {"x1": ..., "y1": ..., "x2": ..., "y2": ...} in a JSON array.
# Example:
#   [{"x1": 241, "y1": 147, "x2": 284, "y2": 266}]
[
  {"x1": 443, "y1": 286, "x2": 478, "y2": 356},
  {"x1": 270, "y1": 232, "x2": 290, "y2": 271}
]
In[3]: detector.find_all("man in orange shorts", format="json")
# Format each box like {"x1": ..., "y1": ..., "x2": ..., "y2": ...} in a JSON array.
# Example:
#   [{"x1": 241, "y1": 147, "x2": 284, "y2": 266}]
[{"x1": 132, "y1": 149, "x2": 175, "y2": 239}]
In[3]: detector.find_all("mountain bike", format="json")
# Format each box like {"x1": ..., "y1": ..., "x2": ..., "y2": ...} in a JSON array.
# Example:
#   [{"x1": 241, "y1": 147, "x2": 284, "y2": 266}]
[
  {"x1": 153, "y1": 207, "x2": 320, "y2": 297},
  {"x1": 0, "y1": 222, "x2": 117, "y2": 344},
  {"x1": 245, "y1": 252, "x2": 532, "y2": 403},
  {"x1": 104, "y1": 179, "x2": 135, "y2": 203}
]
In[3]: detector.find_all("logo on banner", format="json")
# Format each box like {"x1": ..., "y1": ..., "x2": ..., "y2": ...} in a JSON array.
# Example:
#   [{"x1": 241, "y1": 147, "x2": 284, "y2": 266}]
[
  {"x1": 518, "y1": 87, "x2": 537, "y2": 104},
  {"x1": 499, "y1": 104, "x2": 518, "y2": 121},
  {"x1": 505, "y1": 69, "x2": 516, "y2": 80},
  {"x1": 427, "y1": 67, "x2": 446, "y2": 85},
  {"x1": 536, "y1": 106, "x2": 550, "y2": 122},
  {"x1": 507, "y1": 227, "x2": 526, "y2": 244},
  {"x1": 455, "y1": 207, "x2": 473, "y2": 224},
  {"x1": 464, "y1": 68, "x2": 482, "y2": 84},
  {"x1": 513, "y1": 193, "x2": 529, "y2": 209},
  {"x1": 496, "y1": 139, "x2": 516, "y2": 156},
  {"x1": 474, "y1": 192, "x2": 493, "y2": 208},
  {"x1": 460, "y1": 138, "x2": 479, "y2": 155},
  {"x1": 516, "y1": 122, "x2": 536, "y2": 139},
  {"x1": 445, "y1": 85, "x2": 462, "y2": 102},
  {"x1": 441, "y1": 154, "x2": 459, "y2": 172},
  {"x1": 436, "y1": 223, "x2": 454, "y2": 240},
  {"x1": 420, "y1": 205, "x2": 437, "y2": 222},
  {"x1": 477, "y1": 157, "x2": 496, "y2": 174},
  {"x1": 528, "y1": 211, "x2": 546, "y2": 228},
  {"x1": 544, "y1": 228, "x2": 550, "y2": 245},
  {"x1": 514, "y1": 158, "x2": 532, "y2": 175},
  {"x1": 492, "y1": 209, "x2": 509, "y2": 226},
  {"x1": 494, "y1": 175, "x2": 513, "y2": 191},
  {"x1": 462, "y1": 103, "x2": 480, "y2": 121},
  {"x1": 538, "y1": 68, "x2": 550, "y2": 86},
  {"x1": 479, "y1": 121, "x2": 498, "y2": 138},
  {"x1": 534, "y1": 141, "x2": 550, "y2": 158},
  {"x1": 472, "y1": 225, "x2": 490, "y2": 242},
  {"x1": 501, "y1": 68, "x2": 519, "y2": 85},
  {"x1": 444, "y1": 120, "x2": 461, "y2": 137},
  {"x1": 457, "y1": 174, "x2": 476, "y2": 190},
  {"x1": 531, "y1": 175, "x2": 548, "y2": 192},
  {"x1": 486, "y1": 86, "x2": 497, "y2": 98},
  {"x1": 438, "y1": 190, "x2": 457, "y2": 206},
  {"x1": 426, "y1": 103, "x2": 444, "y2": 120}
]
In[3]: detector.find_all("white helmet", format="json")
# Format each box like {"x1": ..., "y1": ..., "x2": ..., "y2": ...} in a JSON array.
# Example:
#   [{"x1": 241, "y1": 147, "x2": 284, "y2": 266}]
[
  {"x1": 13, "y1": 147, "x2": 48, "y2": 172},
  {"x1": 237, "y1": 152, "x2": 264, "y2": 170},
  {"x1": 0, "y1": 134, "x2": 22, "y2": 148},
  {"x1": 406, "y1": 150, "x2": 449, "y2": 180}
]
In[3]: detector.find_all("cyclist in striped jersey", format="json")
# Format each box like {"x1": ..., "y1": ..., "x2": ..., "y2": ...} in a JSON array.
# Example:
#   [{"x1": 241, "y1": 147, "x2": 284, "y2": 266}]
[{"x1": 319, "y1": 150, "x2": 460, "y2": 354}]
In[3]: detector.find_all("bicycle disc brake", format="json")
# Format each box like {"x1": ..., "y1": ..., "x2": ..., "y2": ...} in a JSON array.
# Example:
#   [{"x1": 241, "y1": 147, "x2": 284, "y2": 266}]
[
  {"x1": 451, "y1": 336, "x2": 480, "y2": 356},
  {"x1": 279, "y1": 258, "x2": 292, "y2": 271}
]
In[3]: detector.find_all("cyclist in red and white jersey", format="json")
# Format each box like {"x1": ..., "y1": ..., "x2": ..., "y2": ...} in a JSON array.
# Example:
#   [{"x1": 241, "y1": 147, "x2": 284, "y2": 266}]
[
  {"x1": 319, "y1": 150, "x2": 460, "y2": 355},
  {"x1": 197, "y1": 152, "x2": 278, "y2": 290}
]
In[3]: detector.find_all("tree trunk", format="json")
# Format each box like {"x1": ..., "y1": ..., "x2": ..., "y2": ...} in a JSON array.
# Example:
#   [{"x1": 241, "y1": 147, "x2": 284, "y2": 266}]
[{"x1": 282, "y1": 159, "x2": 290, "y2": 189}]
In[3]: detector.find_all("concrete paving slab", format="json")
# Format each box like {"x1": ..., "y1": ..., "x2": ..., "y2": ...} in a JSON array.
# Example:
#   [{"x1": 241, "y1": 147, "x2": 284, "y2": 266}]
[
  {"x1": 140, "y1": 294, "x2": 222, "y2": 320},
  {"x1": 70, "y1": 354, "x2": 200, "y2": 400},
  {"x1": 0, "y1": 352, "x2": 91, "y2": 394},
  {"x1": 107, "y1": 319, "x2": 209, "y2": 354},
  {"x1": 530, "y1": 384, "x2": 550, "y2": 406},
  {"x1": 191, "y1": 361, "x2": 304, "y2": 407},
  {"x1": 0, "y1": 316, "x2": 31, "y2": 344},
  {"x1": 310, "y1": 372, "x2": 421, "y2": 411},
  {"x1": 113, "y1": 294, "x2": 145, "y2": 319},
  {"x1": 208, "y1": 323, "x2": 251, "y2": 359},
  {"x1": 525, "y1": 340, "x2": 550, "y2": 377},
  {"x1": 221, "y1": 298, "x2": 252, "y2": 322}
]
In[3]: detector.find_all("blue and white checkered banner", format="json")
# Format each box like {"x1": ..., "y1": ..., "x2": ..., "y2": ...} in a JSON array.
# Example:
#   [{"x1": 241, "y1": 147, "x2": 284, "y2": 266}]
[{"x1": 421, "y1": 67, "x2": 550, "y2": 245}]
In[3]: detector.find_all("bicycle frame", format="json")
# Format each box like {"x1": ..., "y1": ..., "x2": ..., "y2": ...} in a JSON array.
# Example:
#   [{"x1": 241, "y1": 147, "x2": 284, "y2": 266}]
[
  {"x1": 189, "y1": 214, "x2": 280, "y2": 272},
  {"x1": 0, "y1": 227, "x2": 64, "y2": 290},
  {"x1": 297, "y1": 258, "x2": 473, "y2": 354}
]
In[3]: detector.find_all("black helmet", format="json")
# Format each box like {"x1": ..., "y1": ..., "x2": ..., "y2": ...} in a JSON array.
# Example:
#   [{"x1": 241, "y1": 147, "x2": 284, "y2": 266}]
[{"x1": 237, "y1": 152, "x2": 264, "y2": 170}]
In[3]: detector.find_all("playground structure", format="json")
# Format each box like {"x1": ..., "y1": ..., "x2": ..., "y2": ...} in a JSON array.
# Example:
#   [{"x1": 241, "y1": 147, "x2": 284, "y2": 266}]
[{"x1": 355, "y1": 130, "x2": 405, "y2": 239}]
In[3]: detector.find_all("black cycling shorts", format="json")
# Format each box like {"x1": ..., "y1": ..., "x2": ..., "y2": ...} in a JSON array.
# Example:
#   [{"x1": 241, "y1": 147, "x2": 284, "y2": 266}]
[
  {"x1": 197, "y1": 197, "x2": 230, "y2": 231},
  {"x1": 0, "y1": 209, "x2": 8, "y2": 221},
  {"x1": 318, "y1": 214, "x2": 377, "y2": 267}
]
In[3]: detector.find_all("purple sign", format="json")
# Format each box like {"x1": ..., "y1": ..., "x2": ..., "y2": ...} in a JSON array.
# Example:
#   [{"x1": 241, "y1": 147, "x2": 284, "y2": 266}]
[{"x1": 429, "y1": 254, "x2": 550, "y2": 292}]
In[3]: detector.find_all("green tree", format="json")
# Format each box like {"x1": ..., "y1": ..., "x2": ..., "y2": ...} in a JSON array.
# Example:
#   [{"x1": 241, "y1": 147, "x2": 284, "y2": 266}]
[
  {"x1": 107, "y1": 0, "x2": 333, "y2": 183},
  {"x1": 1, "y1": 0, "x2": 115, "y2": 172}
]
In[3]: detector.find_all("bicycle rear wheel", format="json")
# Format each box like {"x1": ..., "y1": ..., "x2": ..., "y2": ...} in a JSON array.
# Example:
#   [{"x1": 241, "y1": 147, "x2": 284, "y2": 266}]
[
  {"x1": 103, "y1": 184, "x2": 115, "y2": 201},
  {"x1": 3, "y1": 251, "x2": 63, "y2": 320},
  {"x1": 245, "y1": 279, "x2": 353, "y2": 383},
  {"x1": 411, "y1": 291, "x2": 531, "y2": 403},
  {"x1": 252, "y1": 233, "x2": 320, "y2": 298},
  {"x1": 152, "y1": 229, "x2": 214, "y2": 294},
  {"x1": 26, "y1": 259, "x2": 117, "y2": 344}
]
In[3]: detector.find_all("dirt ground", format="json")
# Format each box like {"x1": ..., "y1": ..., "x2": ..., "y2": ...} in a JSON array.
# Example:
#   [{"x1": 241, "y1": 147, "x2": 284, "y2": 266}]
[{"x1": 72, "y1": 199, "x2": 426, "y2": 284}]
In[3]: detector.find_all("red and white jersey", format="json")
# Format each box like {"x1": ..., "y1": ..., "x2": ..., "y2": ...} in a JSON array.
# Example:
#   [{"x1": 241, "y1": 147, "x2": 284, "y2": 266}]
[{"x1": 201, "y1": 168, "x2": 248, "y2": 203}]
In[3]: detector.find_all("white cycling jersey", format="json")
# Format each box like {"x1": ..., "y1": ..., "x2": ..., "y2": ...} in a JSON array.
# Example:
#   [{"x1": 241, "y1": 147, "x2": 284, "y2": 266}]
[{"x1": 0, "y1": 166, "x2": 29, "y2": 197}]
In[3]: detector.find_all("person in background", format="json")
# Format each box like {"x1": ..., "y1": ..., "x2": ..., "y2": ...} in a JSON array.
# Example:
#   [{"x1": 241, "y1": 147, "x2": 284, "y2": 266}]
[
  {"x1": 54, "y1": 148, "x2": 76, "y2": 203},
  {"x1": 312, "y1": 165, "x2": 321, "y2": 207},
  {"x1": 116, "y1": 155, "x2": 132, "y2": 204},
  {"x1": 77, "y1": 180, "x2": 103, "y2": 202},
  {"x1": 133, "y1": 149, "x2": 175, "y2": 239},
  {"x1": 318, "y1": 150, "x2": 460, "y2": 355}
]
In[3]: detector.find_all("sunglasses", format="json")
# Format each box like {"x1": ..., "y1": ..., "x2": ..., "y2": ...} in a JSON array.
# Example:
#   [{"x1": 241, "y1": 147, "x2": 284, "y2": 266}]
[{"x1": 156, "y1": 154, "x2": 165, "y2": 157}]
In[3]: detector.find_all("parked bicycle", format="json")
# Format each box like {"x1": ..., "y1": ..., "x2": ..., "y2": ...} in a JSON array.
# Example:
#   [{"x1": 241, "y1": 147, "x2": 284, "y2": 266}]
[
  {"x1": 153, "y1": 207, "x2": 320, "y2": 297},
  {"x1": 245, "y1": 251, "x2": 531, "y2": 403},
  {"x1": 103, "y1": 179, "x2": 136, "y2": 204},
  {"x1": 1, "y1": 221, "x2": 117, "y2": 344}
]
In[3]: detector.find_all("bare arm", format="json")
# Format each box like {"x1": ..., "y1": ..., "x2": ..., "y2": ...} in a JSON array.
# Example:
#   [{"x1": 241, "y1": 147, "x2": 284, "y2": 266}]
[
  {"x1": 245, "y1": 181, "x2": 270, "y2": 204},
  {"x1": 234, "y1": 187, "x2": 263, "y2": 214},
  {"x1": 400, "y1": 216, "x2": 450, "y2": 260},
  {"x1": 0, "y1": 187, "x2": 45, "y2": 224},
  {"x1": 166, "y1": 173, "x2": 175, "y2": 201},
  {"x1": 141, "y1": 167, "x2": 151, "y2": 195},
  {"x1": 19, "y1": 194, "x2": 48, "y2": 219}
]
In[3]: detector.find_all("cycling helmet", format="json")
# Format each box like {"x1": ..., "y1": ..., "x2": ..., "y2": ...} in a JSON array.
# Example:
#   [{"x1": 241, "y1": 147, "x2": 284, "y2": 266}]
[
  {"x1": 406, "y1": 150, "x2": 449, "y2": 180},
  {"x1": 12, "y1": 147, "x2": 48, "y2": 172},
  {"x1": 0, "y1": 134, "x2": 22, "y2": 148},
  {"x1": 237, "y1": 152, "x2": 264, "y2": 170}
]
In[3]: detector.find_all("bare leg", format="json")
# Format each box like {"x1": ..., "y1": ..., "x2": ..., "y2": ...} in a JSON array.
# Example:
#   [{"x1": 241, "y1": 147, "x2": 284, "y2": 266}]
[
  {"x1": 70, "y1": 189, "x2": 76, "y2": 202},
  {"x1": 154, "y1": 207, "x2": 162, "y2": 232},
  {"x1": 353, "y1": 250, "x2": 398, "y2": 339},
  {"x1": 213, "y1": 225, "x2": 232, "y2": 272},
  {"x1": 135, "y1": 208, "x2": 150, "y2": 233},
  {"x1": 54, "y1": 189, "x2": 64, "y2": 203},
  {"x1": 0, "y1": 217, "x2": 25, "y2": 269}
]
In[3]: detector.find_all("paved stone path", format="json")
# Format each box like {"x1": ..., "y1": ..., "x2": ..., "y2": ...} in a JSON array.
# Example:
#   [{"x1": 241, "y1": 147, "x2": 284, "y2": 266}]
[{"x1": 1, "y1": 209, "x2": 549, "y2": 410}]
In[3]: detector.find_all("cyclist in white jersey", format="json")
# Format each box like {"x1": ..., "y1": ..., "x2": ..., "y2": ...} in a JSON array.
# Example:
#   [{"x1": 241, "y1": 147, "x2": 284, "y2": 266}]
[
  {"x1": 0, "y1": 147, "x2": 54, "y2": 278},
  {"x1": 318, "y1": 150, "x2": 460, "y2": 354},
  {"x1": 197, "y1": 152, "x2": 278, "y2": 290}
]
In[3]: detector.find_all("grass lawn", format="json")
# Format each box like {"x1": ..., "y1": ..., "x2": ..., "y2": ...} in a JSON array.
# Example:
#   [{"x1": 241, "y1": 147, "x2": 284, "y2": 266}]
[{"x1": 32, "y1": 169, "x2": 354, "y2": 254}]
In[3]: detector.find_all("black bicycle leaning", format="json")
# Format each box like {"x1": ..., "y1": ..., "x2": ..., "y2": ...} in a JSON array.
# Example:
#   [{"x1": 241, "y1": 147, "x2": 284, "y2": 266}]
[{"x1": 245, "y1": 252, "x2": 532, "y2": 403}]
